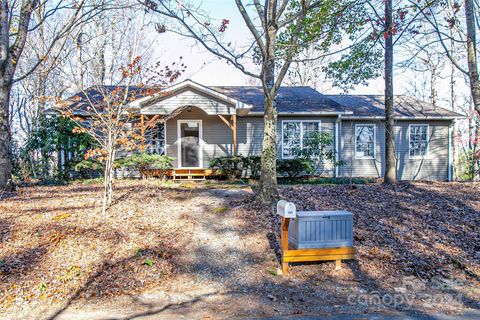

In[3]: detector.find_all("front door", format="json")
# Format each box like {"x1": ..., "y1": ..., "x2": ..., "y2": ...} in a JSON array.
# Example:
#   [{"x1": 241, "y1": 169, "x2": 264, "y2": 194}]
[{"x1": 178, "y1": 120, "x2": 202, "y2": 167}]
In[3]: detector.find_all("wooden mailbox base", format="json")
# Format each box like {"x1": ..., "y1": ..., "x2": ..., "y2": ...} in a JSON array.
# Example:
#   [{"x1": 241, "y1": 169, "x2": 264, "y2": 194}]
[{"x1": 281, "y1": 217, "x2": 355, "y2": 275}]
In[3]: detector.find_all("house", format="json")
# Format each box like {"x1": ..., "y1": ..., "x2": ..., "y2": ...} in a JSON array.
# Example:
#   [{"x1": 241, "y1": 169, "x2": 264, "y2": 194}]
[{"x1": 67, "y1": 79, "x2": 462, "y2": 180}]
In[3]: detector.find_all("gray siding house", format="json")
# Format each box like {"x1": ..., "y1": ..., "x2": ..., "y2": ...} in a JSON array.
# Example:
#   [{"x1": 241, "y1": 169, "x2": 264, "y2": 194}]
[{"x1": 70, "y1": 80, "x2": 462, "y2": 181}]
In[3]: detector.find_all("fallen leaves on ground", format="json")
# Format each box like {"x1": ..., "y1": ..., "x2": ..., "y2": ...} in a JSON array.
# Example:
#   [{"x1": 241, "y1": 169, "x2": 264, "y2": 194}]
[{"x1": 0, "y1": 179, "x2": 479, "y2": 317}]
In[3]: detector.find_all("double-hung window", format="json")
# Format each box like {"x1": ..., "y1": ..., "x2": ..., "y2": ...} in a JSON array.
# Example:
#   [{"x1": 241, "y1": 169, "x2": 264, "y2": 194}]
[
  {"x1": 409, "y1": 124, "x2": 428, "y2": 158},
  {"x1": 146, "y1": 122, "x2": 166, "y2": 155},
  {"x1": 282, "y1": 120, "x2": 321, "y2": 158},
  {"x1": 355, "y1": 124, "x2": 375, "y2": 159}
]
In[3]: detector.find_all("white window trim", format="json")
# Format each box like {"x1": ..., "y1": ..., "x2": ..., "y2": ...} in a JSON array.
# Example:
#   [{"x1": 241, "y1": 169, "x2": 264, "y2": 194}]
[
  {"x1": 177, "y1": 119, "x2": 203, "y2": 168},
  {"x1": 146, "y1": 120, "x2": 167, "y2": 155},
  {"x1": 354, "y1": 124, "x2": 376, "y2": 159},
  {"x1": 281, "y1": 120, "x2": 321, "y2": 159},
  {"x1": 408, "y1": 124, "x2": 429, "y2": 160}
]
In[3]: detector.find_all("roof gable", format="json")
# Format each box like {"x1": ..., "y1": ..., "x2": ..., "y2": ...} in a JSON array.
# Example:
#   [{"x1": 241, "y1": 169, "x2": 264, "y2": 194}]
[{"x1": 141, "y1": 88, "x2": 236, "y2": 115}]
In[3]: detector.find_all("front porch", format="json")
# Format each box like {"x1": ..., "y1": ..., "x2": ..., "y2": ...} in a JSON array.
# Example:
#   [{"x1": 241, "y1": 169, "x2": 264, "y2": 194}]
[
  {"x1": 134, "y1": 80, "x2": 252, "y2": 170},
  {"x1": 144, "y1": 168, "x2": 223, "y2": 180}
]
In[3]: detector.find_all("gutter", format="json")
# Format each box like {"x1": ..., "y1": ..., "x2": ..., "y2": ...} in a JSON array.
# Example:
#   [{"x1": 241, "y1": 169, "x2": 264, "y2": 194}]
[
  {"x1": 448, "y1": 121, "x2": 453, "y2": 181},
  {"x1": 341, "y1": 116, "x2": 460, "y2": 120},
  {"x1": 335, "y1": 115, "x2": 341, "y2": 178},
  {"x1": 244, "y1": 112, "x2": 459, "y2": 120},
  {"x1": 246, "y1": 111, "x2": 354, "y2": 116}
]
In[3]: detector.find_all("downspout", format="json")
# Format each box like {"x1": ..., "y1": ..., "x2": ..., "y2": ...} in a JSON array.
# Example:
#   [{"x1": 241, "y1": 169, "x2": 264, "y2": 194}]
[
  {"x1": 448, "y1": 121, "x2": 453, "y2": 181},
  {"x1": 335, "y1": 115, "x2": 341, "y2": 178}
]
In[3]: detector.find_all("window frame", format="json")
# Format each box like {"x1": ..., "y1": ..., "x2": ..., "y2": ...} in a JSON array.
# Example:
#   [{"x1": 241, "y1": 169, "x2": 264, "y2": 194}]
[
  {"x1": 281, "y1": 120, "x2": 321, "y2": 159},
  {"x1": 354, "y1": 123, "x2": 376, "y2": 160},
  {"x1": 146, "y1": 120, "x2": 167, "y2": 155},
  {"x1": 408, "y1": 124, "x2": 429, "y2": 159}
]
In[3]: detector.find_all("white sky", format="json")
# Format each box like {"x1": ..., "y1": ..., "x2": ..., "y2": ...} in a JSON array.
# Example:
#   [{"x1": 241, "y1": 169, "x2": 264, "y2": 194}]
[{"x1": 145, "y1": 0, "x2": 468, "y2": 110}]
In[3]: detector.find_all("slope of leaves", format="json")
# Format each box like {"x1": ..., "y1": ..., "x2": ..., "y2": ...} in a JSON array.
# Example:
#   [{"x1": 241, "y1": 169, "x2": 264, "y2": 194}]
[
  {"x1": 0, "y1": 180, "x2": 479, "y2": 317},
  {"x1": 0, "y1": 180, "x2": 193, "y2": 310}
]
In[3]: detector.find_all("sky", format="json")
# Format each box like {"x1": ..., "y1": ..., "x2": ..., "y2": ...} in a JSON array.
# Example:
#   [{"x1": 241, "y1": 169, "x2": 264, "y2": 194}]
[{"x1": 145, "y1": 0, "x2": 467, "y2": 107}]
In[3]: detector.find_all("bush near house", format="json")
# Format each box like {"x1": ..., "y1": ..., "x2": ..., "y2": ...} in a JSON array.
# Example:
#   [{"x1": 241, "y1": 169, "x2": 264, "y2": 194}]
[
  {"x1": 73, "y1": 159, "x2": 104, "y2": 178},
  {"x1": 210, "y1": 155, "x2": 313, "y2": 179},
  {"x1": 276, "y1": 158, "x2": 312, "y2": 178},
  {"x1": 209, "y1": 156, "x2": 245, "y2": 179},
  {"x1": 243, "y1": 155, "x2": 261, "y2": 179},
  {"x1": 116, "y1": 153, "x2": 175, "y2": 179},
  {"x1": 292, "y1": 131, "x2": 343, "y2": 176}
]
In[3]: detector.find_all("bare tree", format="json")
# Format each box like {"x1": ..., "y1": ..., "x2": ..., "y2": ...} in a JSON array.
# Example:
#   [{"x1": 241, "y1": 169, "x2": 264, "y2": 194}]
[
  {"x1": 0, "y1": 0, "x2": 123, "y2": 188},
  {"x1": 141, "y1": 0, "x2": 362, "y2": 203},
  {"x1": 58, "y1": 56, "x2": 145, "y2": 214},
  {"x1": 414, "y1": 0, "x2": 480, "y2": 177}
]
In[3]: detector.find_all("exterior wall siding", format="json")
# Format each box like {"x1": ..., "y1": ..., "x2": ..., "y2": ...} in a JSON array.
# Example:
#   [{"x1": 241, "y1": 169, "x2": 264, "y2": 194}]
[
  {"x1": 338, "y1": 120, "x2": 386, "y2": 178},
  {"x1": 394, "y1": 121, "x2": 449, "y2": 180},
  {"x1": 237, "y1": 115, "x2": 337, "y2": 176},
  {"x1": 338, "y1": 120, "x2": 450, "y2": 180},
  {"x1": 140, "y1": 106, "x2": 450, "y2": 181},
  {"x1": 142, "y1": 88, "x2": 235, "y2": 115}
]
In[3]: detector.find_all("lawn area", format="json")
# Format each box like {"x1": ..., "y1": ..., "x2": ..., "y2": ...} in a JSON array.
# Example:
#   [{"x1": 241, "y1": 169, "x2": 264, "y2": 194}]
[{"x1": 0, "y1": 180, "x2": 479, "y2": 319}]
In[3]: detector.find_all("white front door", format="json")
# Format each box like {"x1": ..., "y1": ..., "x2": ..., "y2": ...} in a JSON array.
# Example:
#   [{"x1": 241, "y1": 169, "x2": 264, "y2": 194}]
[{"x1": 177, "y1": 120, "x2": 202, "y2": 168}]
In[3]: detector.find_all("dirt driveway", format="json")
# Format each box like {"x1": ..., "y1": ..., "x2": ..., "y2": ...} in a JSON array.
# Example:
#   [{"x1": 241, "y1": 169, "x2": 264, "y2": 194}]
[{"x1": 1, "y1": 180, "x2": 479, "y2": 319}]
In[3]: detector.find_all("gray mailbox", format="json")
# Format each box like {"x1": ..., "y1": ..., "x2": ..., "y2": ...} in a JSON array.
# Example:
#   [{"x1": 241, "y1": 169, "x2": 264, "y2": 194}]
[{"x1": 288, "y1": 211, "x2": 353, "y2": 249}]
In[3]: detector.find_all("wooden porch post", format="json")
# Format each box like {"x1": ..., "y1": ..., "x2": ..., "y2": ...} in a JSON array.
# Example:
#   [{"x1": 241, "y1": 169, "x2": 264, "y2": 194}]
[
  {"x1": 218, "y1": 114, "x2": 237, "y2": 156},
  {"x1": 232, "y1": 114, "x2": 237, "y2": 155},
  {"x1": 140, "y1": 114, "x2": 145, "y2": 152}
]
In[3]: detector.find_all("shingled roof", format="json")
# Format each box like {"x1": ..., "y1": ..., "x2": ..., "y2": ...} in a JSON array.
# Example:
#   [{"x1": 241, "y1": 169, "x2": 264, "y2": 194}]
[
  {"x1": 211, "y1": 86, "x2": 347, "y2": 114},
  {"x1": 65, "y1": 82, "x2": 463, "y2": 119},
  {"x1": 326, "y1": 94, "x2": 462, "y2": 119}
]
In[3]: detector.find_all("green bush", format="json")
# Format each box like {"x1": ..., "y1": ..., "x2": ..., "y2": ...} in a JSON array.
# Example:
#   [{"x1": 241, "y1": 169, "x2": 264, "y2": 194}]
[
  {"x1": 73, "y1": 159, "x2": 104, "y2": 178},
  {"x1": 116, "y1": 153, "x2": 175, "y2": 179},
  {"x1": 293, "y1": 131, "x2": 343, "y2": 175},
  {"x1": 243, "y1": 155, "x2": 261, "y2": 179},
  {"x1": 209, "y1": 156, "x2": 244, "y2": 179},
  {"x1": 276, "y1": 158, "x2": 312, "y2": 178}
]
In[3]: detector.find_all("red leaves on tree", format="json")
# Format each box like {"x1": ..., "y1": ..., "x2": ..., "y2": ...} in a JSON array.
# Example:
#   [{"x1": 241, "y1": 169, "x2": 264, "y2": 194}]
[
  {"x1": 119, "y1": 56, "x2": 142, "y2": 79},
  {"x1": 446, "y1": 17, "x2": 455, "y2": 29},
  {"x1": 219, "y1": 19, "x2": 230, "y2": 33},
  {"x1": 398, "y1": 9, "x2": 407, "y2": 21}
]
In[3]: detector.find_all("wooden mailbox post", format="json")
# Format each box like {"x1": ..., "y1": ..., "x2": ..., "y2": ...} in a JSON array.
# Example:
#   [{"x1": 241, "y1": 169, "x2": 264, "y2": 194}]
[{"x1": 277, "y1": 201, "x2": 355, "y2": 275}]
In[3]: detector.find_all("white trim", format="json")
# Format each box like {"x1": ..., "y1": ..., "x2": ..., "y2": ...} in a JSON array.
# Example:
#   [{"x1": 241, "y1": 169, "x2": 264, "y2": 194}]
[
  {"x1": 335, "y1": 116, "x2": 340, "y2": 177},
  {"x1": 354, "y1": 124, "x2": 376, "y2": 159},
  {"x1": 408, "y1": 124, "x2": 430, "y2": 159},
  {"x1": 281, "y1": 120, "x2": 321, "y2": 159},
  {"x1": 177, "y1": 119, "x2": 203, "y2": 168},
  {"x1": 342, "y1": 116, "x2": 461, "y2": 120},
  {"x1": 248, "y1": 111, "x2": 352, "y2": 116},
  {"x1": 129, "y1": 79, "x2": 253, "y2": 113},
  {"x1": 448, "y1": 123, "x2": 452, "y2": 181}
]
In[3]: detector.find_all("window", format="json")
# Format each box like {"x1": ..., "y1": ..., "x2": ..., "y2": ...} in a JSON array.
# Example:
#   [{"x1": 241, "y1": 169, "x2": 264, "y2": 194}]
[
  {"x1": 355, "y1": 124, "x2": 375, "y2": 159},
  {"x1": 146, "y1": 122, "x2": 166, "y2": 155},
  {"x1": 282, "y1": 120, "x2": 321, "y2": 158},
  {"x1": 409, "y1": 124, "x2": 428, "y2": 158}
]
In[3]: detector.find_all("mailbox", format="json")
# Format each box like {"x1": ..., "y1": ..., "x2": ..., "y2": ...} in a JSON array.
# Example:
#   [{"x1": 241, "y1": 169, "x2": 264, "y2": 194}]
[{"x1": 276, "y1": 200, "x2": 296, "y2": 218}]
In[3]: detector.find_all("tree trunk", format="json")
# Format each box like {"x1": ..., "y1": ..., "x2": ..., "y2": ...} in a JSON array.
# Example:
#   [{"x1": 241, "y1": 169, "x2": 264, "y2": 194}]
[
  {"x1": 465, "y1": 0, "x2": 480, "y2": 179},
  {"x1": 256, "y1": 10, "x2": 279, "y2": 204},
  {"x1": 384, "y1": 0, "x2": 396, "y2": 184},
  {"x1": 0, "y1": 82, "x2": 11, "y2": 187},
  {"x1": 257, "y1": 92, "x2": 279, "y2": 203}
]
